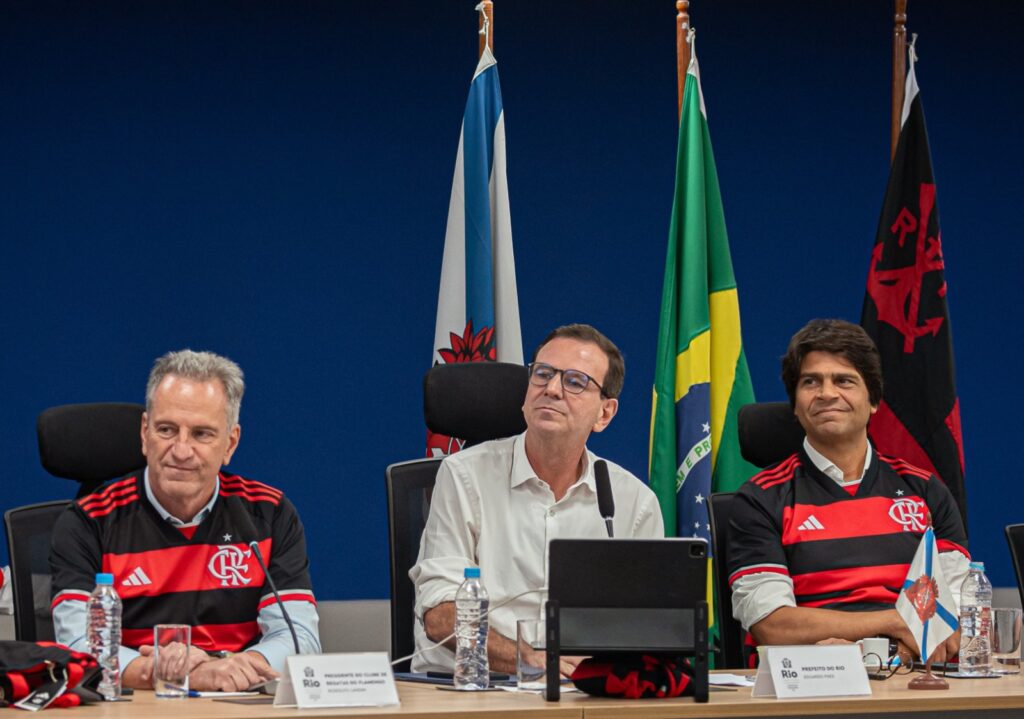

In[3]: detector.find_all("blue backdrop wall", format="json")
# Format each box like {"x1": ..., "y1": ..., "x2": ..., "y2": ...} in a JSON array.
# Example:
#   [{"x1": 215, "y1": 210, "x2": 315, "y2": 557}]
[{"x1": 2, "y1": 0, "x2": 1021, "y2": 598}]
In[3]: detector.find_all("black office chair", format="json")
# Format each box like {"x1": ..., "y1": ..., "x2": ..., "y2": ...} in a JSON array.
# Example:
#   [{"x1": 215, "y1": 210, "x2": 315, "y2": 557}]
[
  {"x1": 707, "y1": 492, "x2": 743, "y2": 669},
  {"x1": 385, "y1": 362, "x2": 528, "y2": 671},
  {"x1": 385, "y1": 458, "x2": 443, "y2": 672},
  {"x1": 4, "y1": 500, "x2": 72, "y2": 642},
  {"x1": 2, "y1": 402, "x2": 145, "y2": 642},
  {"x1": 1005, "y1": 525, "x2": 1024, "y2": 609},
  {"x1": 37, "y1": 402, "x2": 146, "y2": 498},
  {"x1": 737, "y1": 401, "x2": 804, "y2": 469}
]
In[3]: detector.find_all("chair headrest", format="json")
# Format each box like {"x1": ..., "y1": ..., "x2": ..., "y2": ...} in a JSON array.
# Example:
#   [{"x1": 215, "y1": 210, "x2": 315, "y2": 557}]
[
  {"x1": 424, "y1": 362, "x2": 528, "y2": 446},
  {"x1": 37, "y1": 403, "x2": 146, "y2": 482},
  {"x1": 737, "y1": 401, "x2": 805, "y2": 469}
]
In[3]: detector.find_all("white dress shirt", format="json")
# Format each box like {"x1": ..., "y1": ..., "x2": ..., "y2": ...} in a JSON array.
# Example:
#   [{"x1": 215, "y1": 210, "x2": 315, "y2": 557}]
[{"x1": 409, "y1": 432, "x2": 664, "y2": 672}]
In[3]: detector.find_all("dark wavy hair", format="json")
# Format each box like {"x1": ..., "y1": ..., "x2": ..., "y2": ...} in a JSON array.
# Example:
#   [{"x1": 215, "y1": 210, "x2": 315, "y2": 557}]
[{"x1": 781, "y1": 319, "x2": 883, "y2": 408}]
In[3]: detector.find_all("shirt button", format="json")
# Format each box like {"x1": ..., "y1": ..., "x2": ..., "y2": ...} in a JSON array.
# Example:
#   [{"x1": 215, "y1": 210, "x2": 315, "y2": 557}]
[{"x1": 548, "y1": 509, "x2": 556, "y2": 517}]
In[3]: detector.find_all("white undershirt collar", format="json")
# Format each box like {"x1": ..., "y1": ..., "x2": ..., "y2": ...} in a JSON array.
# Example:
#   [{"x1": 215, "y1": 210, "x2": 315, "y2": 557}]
[{"x1": 802, "y1": 437, "x2": 872, "y2": 487}]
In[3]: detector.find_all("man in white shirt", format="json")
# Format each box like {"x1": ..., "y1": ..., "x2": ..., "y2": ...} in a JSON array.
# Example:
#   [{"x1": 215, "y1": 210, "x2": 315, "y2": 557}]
[
  {"x1": 410, "y1": 324, "x2": 664, "y2": 673},
  {"x1": 727, "y1": 319, "x2": 969, "y2": 665}
]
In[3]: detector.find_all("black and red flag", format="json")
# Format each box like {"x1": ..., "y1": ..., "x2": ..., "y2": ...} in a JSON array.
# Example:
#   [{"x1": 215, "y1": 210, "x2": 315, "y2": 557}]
[{"x1": 861, "y1": 43, "x2": 967, "y2": 528}]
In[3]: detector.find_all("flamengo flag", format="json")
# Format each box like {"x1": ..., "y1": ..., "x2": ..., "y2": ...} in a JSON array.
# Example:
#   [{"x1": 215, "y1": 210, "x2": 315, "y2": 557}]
[
  {"x1": 649, "y1": 39, "x2": 758, "y2": 633},
  {"x1": 896, "y1": 526, "x2": 958, "y2": 661},
  {"x1": 428, "y1": 46, "x2": 523, "y2": 458},
  {"x1": 860, "y1": 44, "x2": 967, "y2": 527}
]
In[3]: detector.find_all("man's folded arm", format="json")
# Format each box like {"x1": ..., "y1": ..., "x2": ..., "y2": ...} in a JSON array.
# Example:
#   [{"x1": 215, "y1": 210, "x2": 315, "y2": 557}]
[
  {"x1": 409, "y1": 461, "x2": 479, "y2": 653},
  {"x1": 248, "y1": 597, "x2": 321, "y2": 672},
  {"x1": 53, "y1": 597, "x2": 154, "y2": 686},
  {"x1": 422, "y1": 601, "x2": 518, "y2": 673},
  {"x1": 727, "y1": 491, "x2": 916, "y2": 649}
]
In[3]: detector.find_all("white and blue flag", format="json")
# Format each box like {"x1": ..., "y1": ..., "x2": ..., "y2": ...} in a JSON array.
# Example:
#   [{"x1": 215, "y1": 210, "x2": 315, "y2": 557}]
[
  {"x1": 896, "y1": 526, "x2": 959, "y2": 662},
  {"x1": 428, "y1": 47, "x2": 522, "y2": 457}
]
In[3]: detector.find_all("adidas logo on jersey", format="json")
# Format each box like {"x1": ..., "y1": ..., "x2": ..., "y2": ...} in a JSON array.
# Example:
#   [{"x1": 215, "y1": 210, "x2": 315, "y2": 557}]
[
  {"x1": 122, "y1": 567, "x2": 153, "y2": 587},
  {"x1": 797, "y1": 515, "x2": 825, "y2": 531}
]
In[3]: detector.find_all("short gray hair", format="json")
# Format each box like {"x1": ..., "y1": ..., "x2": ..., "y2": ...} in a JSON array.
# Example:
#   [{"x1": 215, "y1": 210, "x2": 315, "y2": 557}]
[{"x1": 146, "y1": 350, "x2": 245, "y2": 427}]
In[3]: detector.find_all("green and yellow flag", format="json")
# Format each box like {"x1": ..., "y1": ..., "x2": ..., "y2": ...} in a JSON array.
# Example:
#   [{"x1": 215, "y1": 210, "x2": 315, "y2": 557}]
[{"x1": 649, "y1": 43, "x2": 758, "y2": 636}]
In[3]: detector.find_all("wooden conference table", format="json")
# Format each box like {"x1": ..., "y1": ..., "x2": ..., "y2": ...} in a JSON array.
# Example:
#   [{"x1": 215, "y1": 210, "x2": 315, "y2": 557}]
[{"x1": 60, "y1": 672, "x2": 1024, "y2": 719}]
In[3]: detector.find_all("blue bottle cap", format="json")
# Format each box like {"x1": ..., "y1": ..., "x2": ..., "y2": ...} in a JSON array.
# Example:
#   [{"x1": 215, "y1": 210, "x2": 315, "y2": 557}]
[
  {"x1": 464, "y1": 567, "x2": 481, "y2": 579},
  {"x1": 969, "y1": 561, "x2": 985, "y2": 572},
  {"x1": 95, "y1": 573, "x2": 114, "y2": 585}
]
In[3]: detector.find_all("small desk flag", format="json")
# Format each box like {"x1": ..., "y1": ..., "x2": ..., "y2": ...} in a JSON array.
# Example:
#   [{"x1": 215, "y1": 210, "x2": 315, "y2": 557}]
[{"x1": 896, "y1": 526, "x2": 959, "y2": 661}]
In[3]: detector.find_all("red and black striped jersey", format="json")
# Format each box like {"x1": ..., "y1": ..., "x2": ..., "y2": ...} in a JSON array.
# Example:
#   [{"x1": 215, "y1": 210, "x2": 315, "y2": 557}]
[
  {"x1": 727, "y1": 447, "x2": 968, "y2": 612},
  {"x1": 50, "y1": 470, "x2": 316, "y2": 653}
]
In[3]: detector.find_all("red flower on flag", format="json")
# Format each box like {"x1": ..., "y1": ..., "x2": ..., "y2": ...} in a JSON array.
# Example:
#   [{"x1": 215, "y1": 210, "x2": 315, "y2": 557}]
[
  {"x1": 905, "y1": 575, "x2": 939, "y2": 622},
  {"x1": 437, "y1": 321, "x2": 496, "y2": 364}
]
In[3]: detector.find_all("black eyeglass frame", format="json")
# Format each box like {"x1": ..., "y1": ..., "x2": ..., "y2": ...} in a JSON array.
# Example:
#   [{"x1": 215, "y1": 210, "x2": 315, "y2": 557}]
[{"x1": 527, "y1": 362, "x2": 608, "y2": 398}]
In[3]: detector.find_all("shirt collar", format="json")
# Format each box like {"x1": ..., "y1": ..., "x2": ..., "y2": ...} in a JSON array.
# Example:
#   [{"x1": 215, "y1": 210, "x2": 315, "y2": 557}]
[
  {"x1": 143, "y1": 467, "x2": 220, "y2": 527},
  {"x1": 512, "y1": 432, "x2": 595, "y2": 493},
  {"x1": 802, "y1": 437, "x2": 872, "y2": 485}
]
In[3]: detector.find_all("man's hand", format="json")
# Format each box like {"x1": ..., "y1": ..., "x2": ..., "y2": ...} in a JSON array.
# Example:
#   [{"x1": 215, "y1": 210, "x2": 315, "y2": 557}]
[
  {"x1": 122, "y1": 653, "x2": 155, "y2": 689},
  {"x1": 123, "y1": 644, "x2": 213, "y2": 689},
  {"x1": 188, "y1": 652, "x2": 279, "y2": 693},
  {"x1": 519, "y1": 646, "x2": 585, "y2": 678},
  {"x1": 557, "y1": 654, "x2": 585, "y2": 678},
  {"x1": 943, "y1": 629, "x2": 961, "y2": 659},
  {"x1": 138, "y1": 643, "x2": 213, "y2": 674},
  {"x1": 753, "y1": 606, "x2": 923, "y2": 654}
]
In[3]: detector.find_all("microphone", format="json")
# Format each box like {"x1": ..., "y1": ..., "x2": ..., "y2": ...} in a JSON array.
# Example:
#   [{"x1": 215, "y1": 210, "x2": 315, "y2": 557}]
[
  {"x1": 594, "y1": 460, "x2": 615, "y2": 538},
  {"x1": 249, "y1": 540, "x2": 301, "y2": 656}
]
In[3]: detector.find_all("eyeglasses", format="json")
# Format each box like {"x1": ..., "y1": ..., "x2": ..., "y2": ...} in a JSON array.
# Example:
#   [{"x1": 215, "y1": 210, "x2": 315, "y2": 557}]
[{"x1": 527, "y1": 363, "x2": 607, "y2": 398}]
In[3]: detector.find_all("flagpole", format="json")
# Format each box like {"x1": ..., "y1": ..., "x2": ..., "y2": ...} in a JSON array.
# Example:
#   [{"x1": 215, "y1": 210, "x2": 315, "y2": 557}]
[
  {"x1": 891, "y1": 0, "x2": 908, "y2": 161},
  {"x1": 676, "y1": 1, "x2": 691, "y2": 120},
  {"x1": 478, "y1": 0, "x2": 494, "y2": 57}
]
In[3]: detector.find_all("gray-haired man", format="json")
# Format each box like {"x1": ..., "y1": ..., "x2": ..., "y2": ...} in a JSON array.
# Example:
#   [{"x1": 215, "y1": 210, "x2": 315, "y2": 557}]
[{"x1": 51, "y1": 350, "x2": 320, "y2": 692}]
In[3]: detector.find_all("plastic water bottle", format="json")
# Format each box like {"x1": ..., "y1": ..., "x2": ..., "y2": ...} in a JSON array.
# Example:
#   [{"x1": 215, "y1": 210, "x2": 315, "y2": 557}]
[
  {"x1": 453, "y1": 567, "x2": 489, "y2": 690},
  {"x1": 87, "y1": 573, "x2": 122, "y2": 700},
  {"x1": 958, "y1": 561, "x2": 993, "y2": 676}
]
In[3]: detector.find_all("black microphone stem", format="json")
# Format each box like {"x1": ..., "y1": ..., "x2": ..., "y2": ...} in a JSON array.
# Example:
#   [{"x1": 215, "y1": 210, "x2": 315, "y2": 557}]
[
  {"x1": 249, "y1": 541, "x2": 301, "y2": 656},
  {"x1": 594, "y1": 459, "x2": 615, "y2": 538}
]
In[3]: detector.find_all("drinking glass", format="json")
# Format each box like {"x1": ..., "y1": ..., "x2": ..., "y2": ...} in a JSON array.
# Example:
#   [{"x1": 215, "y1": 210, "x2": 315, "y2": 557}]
[
  {"x1": 153, "y1": 624, "x2": 191, "y2": 698},
  {"x1": 516, "y1": 619, "x2": 546, "y2": 690},
  {"x1": 992, "y1": 607, "x2": 1022, "y2": 674}
]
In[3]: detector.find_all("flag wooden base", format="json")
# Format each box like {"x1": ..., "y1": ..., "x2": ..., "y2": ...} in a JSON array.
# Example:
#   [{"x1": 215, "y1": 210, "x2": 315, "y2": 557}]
[{"x1": 908, "y1": 661, "x2": 948, "y2": 690}]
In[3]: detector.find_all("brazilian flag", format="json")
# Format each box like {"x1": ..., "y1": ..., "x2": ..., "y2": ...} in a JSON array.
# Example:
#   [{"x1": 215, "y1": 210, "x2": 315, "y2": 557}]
[{"x1": 649, "y1": 44, "x2": 758, "y2": 644}]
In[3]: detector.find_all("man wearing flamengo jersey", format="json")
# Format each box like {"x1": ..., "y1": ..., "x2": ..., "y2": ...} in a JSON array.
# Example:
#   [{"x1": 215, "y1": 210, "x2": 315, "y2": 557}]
[
  {"x1": 727, "y1": 319, "x2": 968, "y2": 664},
  {"x1": 51, "y1": 350, "x2": 320, "y2": 691}
]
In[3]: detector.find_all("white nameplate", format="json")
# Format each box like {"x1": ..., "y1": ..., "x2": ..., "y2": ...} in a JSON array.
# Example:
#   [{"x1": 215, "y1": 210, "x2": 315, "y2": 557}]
[
  {"x1": 273, "y1": 652, "x2": 399, "y2": 709},
  {"x1": 752, "y1": 645, "x2": 870, "y2": 699}
]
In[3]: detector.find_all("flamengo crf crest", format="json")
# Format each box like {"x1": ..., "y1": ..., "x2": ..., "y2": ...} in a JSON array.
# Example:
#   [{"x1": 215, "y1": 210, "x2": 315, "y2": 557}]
[
  {"x1": 208, "y1": 544, "x2": 253, "y2": 587},
  {"x1": 889, "y1": 497, "x2": 927, "y2": 532},
  {"x1": 866, "y1": 182, "x2": 946, "y2": 353}
]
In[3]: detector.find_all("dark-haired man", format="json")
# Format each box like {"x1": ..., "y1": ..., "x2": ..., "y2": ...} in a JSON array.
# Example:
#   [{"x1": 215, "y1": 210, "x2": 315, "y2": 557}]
[
  {"x1": 727, "y1": 319, "x2": 968, "y2": 663},
  {"x1": 411, "y1": 324, "x2": 664, "y2": 673}
]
